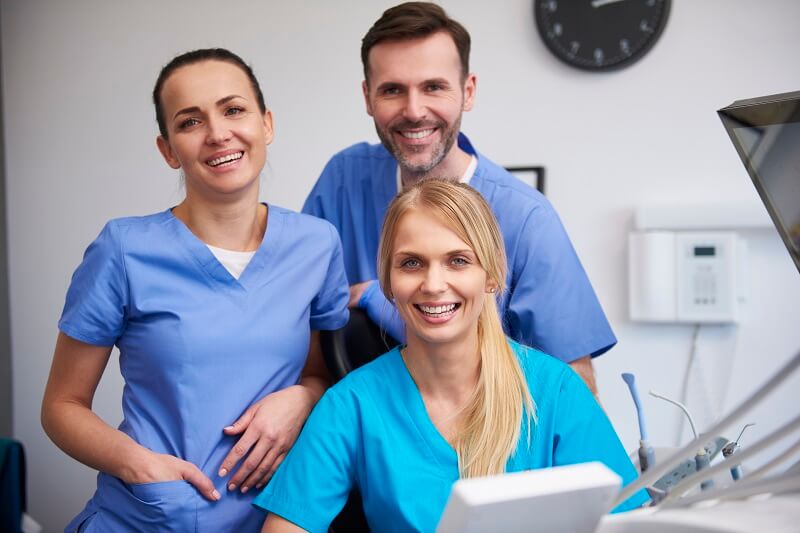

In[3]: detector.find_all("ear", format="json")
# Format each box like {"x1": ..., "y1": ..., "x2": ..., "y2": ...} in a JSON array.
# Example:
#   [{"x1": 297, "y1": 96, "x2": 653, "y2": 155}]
[
  {"x1": 462, "y1": 73, "x2": 477, "y2": 112},
  {"x1": 362, "y1": 80, "x2": 374, "y2": 117},
  {"x1": 156, "y1": 136, "x2": 181, "y2": 169},
  {"x1": 262, "y1": 109, "x2": 274, "y2": 146}
]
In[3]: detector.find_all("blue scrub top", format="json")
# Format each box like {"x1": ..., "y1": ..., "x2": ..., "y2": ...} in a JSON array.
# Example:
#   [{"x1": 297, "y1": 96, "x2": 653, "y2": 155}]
[
  {"x1": 254, "y1": 341, "x2": 648, "y2": 532},
  {"x1": 59, "y1": 205, "x2": 349, "y2": 532},
  {"x1": 302, "y1": 133, "x2": 616, "y2": 362}
]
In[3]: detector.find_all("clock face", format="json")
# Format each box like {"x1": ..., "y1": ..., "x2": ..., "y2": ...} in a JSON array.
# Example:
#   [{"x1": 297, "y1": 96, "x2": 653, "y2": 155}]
[{"x1": 534, "y1": 0, "x2": 671, "y2": 71}]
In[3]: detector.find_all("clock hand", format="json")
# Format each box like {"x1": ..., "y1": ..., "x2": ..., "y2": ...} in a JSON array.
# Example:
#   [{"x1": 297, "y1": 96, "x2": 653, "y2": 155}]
[{"x1": 591, "y1": 0, "x2": 631, "y2": 7}]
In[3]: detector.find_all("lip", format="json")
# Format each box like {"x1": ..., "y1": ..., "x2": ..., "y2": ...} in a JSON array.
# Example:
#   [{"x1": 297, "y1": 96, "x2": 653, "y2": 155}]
[
  {"x1": 205, "y1": 149, "x2": 245, "y2": 171},
  {"x1": 393, "y1": 125, "x2": 439, "y2": 146},
  {"x1": 413, "y1": 301, "x2": 461, "y2": 325}
]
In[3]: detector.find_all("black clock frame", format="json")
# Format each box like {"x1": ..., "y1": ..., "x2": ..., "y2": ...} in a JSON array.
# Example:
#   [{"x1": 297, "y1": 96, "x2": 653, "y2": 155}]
[{"x1": 533, "y1": 0, "x2": 671, "y2": 72}]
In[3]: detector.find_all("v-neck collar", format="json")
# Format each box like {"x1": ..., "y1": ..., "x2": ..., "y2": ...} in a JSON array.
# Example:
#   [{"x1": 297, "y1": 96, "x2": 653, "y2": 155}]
[
  {"x1": 390, "y1": 347, "x2": 459, "y2": 472},
  {"x1": 163, "y1": 203, "x2": 284, "y2": 291}
]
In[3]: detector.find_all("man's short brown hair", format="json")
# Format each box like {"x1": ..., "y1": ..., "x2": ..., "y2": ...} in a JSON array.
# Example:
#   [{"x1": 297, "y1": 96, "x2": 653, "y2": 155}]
[{"x1": 361, "y1": 2, "x2": 471, "y2": 84}]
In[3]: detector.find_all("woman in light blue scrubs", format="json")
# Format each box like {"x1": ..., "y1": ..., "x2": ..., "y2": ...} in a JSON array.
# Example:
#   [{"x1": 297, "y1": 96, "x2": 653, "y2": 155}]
[
  {"x1": 41, "y1": 48, "x2": 349, "y2": 532},
  {"x1": 257, "y1": 180, "x2": 648, "y2": 533}
]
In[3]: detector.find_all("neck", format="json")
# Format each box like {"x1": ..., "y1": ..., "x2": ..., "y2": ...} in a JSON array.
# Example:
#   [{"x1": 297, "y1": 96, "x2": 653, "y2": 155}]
[
  {"x1": 172, "y1": 189, "x2": 266, "y2": 251},
  {"x1": 403, "y1": 329, "x2": 481, "y2": 405},
  {"x1": 400, "y1": 145, "x2": 472, "y2": 187}
]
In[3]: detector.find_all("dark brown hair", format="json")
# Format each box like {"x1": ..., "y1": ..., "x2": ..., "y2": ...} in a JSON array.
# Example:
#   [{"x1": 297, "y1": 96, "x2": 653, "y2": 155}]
[
  {"x1": 152, "y1": 48, "x2": 266, "y2": 138},
  {"x1": 361, "y1": 2, "x2": 471, "y2": 83}
]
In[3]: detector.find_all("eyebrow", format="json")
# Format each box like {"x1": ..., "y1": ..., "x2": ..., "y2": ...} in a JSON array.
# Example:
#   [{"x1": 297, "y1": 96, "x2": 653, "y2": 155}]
[
  {"x1": 172, "y1": 94, "x2": 245, "y2": 120},
  {"x1": 393, "y1": 248, "x2": 475, "y2": 257},
  {"x1": 375, "y1": 77, "x2": 451, "y2": 93}
]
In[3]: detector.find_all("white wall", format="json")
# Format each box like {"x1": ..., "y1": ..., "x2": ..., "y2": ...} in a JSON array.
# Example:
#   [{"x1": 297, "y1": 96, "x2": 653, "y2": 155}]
[{"x1": 3, "y1": 0, "x2": 799, "y2": 530}]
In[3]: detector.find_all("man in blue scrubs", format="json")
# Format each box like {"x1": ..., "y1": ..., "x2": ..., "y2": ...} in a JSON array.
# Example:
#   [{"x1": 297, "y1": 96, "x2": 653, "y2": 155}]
[{"x1": 302, "y1": 2, "x2": 613, "y2": 394}]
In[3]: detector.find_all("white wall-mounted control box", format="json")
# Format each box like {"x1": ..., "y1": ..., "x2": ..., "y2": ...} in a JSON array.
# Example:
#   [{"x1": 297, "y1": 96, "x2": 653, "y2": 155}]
[{"x1": 628, "y1": 231, "x2": 746, "y2": 323}]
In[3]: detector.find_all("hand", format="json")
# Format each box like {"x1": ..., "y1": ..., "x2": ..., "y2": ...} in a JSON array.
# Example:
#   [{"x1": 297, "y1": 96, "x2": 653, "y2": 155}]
[
  {"x1": 126, "y1": 450, "x2": 220, "y2": 501},
  {"x1": 349, "y1": 280, "x2": 375, "y2": 308},
  {"x1": 218, "y1": 385, "x2": 315, "y2": 493}
]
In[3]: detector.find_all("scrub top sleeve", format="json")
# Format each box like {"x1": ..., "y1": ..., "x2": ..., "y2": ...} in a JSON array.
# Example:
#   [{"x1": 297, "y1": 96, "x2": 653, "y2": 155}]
[
  {"x1": 58, "y1": 221, "x2": 128, "y2": 346},
  {"x1": 552, "y1": 369, "x2": 650, "y2": 512},
  {"x1": 360, "y1": 281, "x2": 406, "y2": 343},
  {"x1": 253, "y1": 388, "x2": 359, "y2": 533},
  {"x1": 506, "y1": 206, "x2": 616, "y2": 362},
  {"x1": 309, "y1": 224, "x2": 350, "y2": 331}
]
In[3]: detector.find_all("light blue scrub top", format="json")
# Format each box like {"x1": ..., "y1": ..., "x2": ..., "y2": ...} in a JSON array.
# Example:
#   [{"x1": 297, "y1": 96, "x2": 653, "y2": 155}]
[
  {"x1": 254, "y1": 341, "x2": 649, "y2": 532},
  {"x1": 59, "y1": 205, "x2": 349, "y2": 532},
  {"x1": 302, "y1": 133, "x2": 616, "y2": 362}
]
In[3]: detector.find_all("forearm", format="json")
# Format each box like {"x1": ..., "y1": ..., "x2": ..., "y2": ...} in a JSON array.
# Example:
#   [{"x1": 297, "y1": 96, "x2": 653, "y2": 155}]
[
  {"x1": 568, "y1": 355, "x2": 599, "y2": 398},
  {"x1": 297, "y1": 375, "x2": 329, "y2": 407},
  {"x1": 42, "y1": 399, "x2": 151, "y2": 483}
]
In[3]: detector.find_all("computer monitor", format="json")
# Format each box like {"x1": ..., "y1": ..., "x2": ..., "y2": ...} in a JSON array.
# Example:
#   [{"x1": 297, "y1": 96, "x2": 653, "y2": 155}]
[{"x1": 718, "y1": 91, "x2": 800, "y2": 274}]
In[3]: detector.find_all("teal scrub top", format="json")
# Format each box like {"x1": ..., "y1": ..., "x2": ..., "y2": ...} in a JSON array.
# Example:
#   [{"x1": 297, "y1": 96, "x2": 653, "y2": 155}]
[{"x1": 254, "y1": 341, "x2": 648, "y2": 532}]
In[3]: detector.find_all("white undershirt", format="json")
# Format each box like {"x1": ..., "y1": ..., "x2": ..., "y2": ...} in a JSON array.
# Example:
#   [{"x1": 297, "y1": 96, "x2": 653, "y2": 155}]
[
  {"x1": 396, "y1": 155, "x2": 477, "y2": 191},
  {"x1": 207, "y1": 244, "x2": 256, "y2": 280}
]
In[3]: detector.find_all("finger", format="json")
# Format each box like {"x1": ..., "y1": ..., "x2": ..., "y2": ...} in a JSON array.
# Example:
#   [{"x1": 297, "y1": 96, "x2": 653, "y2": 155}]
[
  {"x1": 222, "y1": 405, "x2": 257, "y2": 436},
  {"x1": 243, "y1": 446, "x2": 284, "y2": 492},
  {"x1": 255, "y1": 451, "x2": 286, "y2": 490},
  {"x1": 218, "y1": 431, "x2": 258, "y2": 478},
  {"x1": 182, "y1": 463, "x2": 220, "y2": 502},
  {"x1": 228, "y1": 438, "x2": 272, "y2": 492}
]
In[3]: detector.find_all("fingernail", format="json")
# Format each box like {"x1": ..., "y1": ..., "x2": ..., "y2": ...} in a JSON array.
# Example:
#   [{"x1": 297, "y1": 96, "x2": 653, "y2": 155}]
[
  {"x1": 224, "y1": 425, "x2": 235, "y2": 430},
  {"x1": 212, "y1": 490, "x2": 221, "y2": 501},
  {"x1": 218, "y1": 468, "x2": 228, "y2": 477},
  {"x1": 241, "y1": 485, "x2": 249, "y2": 494},
  {"x1": 228, "y1": 483, "x2": 236, "y2": 491}
]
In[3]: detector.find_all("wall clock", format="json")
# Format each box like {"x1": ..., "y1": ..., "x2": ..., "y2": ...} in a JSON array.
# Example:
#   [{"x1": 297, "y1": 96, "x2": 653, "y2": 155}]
[{"x1": 534, "y1": 0, "x2": 671, "y2": 71}]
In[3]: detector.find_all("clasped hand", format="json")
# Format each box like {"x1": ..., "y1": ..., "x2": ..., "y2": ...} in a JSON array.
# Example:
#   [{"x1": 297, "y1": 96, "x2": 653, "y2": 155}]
[{"x1": 218, "y1": 384, "x2": 313, "y2": 494}]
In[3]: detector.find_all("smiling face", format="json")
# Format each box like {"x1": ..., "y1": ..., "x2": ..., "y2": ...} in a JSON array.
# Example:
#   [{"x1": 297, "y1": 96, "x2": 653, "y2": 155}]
[
  {"x1": 389, "y1": 207, "x2": 493, "y2": 349},
  {"x1": 363, "y1": 32, "x2": 476, "y2": 180},
  {"x1": 156, "y1": 60, "x2": 273, "y2": 201}
]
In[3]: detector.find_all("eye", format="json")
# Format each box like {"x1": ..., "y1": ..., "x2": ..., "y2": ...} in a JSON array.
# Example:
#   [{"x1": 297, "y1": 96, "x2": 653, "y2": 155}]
[
  {"x1": 426, "y1": 83, "x2": 443, "y2": 92},
  {"x1": 400, "y1": 257, "x2": 421, "y2": 269},
  {"x1": 225, "y1": 106, "x2": 245, "y2": 116},
  {"x1": 450, "y1": 256, "x2": 470, "y2": 267},
  {"x1": 177, "y1": 117, "x2": 200, "y2": 130},
  {"x1": 381, "y1": 86, "x2": 402, "y2": 96}
]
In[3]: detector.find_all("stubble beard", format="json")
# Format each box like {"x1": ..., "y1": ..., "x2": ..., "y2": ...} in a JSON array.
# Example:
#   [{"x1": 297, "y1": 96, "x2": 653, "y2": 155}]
[{"x1": 376, "y1": 114, "x2": 463, "y2": 181}]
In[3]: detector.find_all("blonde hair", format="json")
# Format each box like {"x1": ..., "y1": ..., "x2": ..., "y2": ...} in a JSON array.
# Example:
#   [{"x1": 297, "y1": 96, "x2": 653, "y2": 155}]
[{"x1": 378, "y1": 179, "x2": 535, "y2": 478}]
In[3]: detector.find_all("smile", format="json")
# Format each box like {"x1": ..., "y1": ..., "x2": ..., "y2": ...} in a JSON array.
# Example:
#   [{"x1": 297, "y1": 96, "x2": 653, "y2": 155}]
[
  {"x1": 414, "y1": 303, "x2": 460, "y2": 317},
  {"x1": 400, "y1": 129, "x2": 435, "y2": 140},
  {"x1": 207, "y1": 151, "x2": 244, "y2": 167}
]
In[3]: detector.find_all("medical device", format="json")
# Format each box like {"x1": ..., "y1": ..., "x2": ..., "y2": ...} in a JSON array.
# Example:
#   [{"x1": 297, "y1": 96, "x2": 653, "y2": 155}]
[
  {"x1": 721, "y1": 423, "x2": 755, "y2": 481},
  {"x1": 648, "y1": 390, "x2": 715, "y2": 491},
  {"x1": 620, "y1": 373, "x2": 655, "y2": 473},
  {"x1": 628, "y1": 230, "x2": 745, "y2": 323}
]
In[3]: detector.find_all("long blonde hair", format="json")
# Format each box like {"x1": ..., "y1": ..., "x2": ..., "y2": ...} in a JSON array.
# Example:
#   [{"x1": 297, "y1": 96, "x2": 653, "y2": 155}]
[{"x1": 378, "y1": 179, "x2": 535, "y2": 478}]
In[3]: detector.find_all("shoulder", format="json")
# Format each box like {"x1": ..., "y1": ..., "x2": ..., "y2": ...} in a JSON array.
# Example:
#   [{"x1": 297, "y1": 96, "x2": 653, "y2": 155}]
[
  {"x1": 476, "y1": 159, "x2": 554, "y2": 215},
  {"x1": 510, "y1": 339, "x2": 578, "y2": 399},
  {"x1": 459, "y1": 134, "x2": 554, "y2": 220},
  {"x1": 314, "y1": 141, "x2": 395, "y2": 187},
  {"x1": 89, "y1": 210, "x2": 174, "y2": 250},
  {"x1": 325, "y1": 347, "x2": 403, "y2": 404},
  {"x1": 269, "y1": 204, "x2": 340, "y2": 243}
]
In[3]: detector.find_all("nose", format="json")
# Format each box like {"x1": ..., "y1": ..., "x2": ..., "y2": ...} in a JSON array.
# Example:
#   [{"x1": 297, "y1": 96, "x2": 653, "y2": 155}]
[
  {"x1": 205, "y1": 116, "x2": 232, "y2": 145},
  {"x1": 421, "y1": 264, "x2": 447, "y2": 295},
  {"x1": 402, "y1": 90, "x2": 427, "y2": 123}
]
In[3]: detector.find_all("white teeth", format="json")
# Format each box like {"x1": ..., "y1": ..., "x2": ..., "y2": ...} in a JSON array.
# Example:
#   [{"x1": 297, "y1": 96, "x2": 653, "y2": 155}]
[
  {"x1": 208, "y1": 152, "x2": 243, "y2": 167},
  {"x1": 401, "y1": 129, "x2": 434, "y2": 139},
  {"x1": 419, "y1": 303, "x2": 456, "y2": 315}
]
